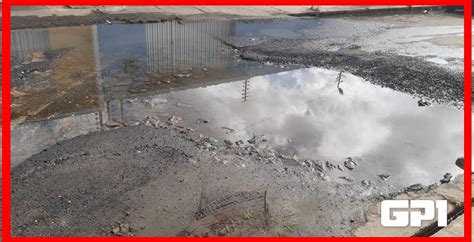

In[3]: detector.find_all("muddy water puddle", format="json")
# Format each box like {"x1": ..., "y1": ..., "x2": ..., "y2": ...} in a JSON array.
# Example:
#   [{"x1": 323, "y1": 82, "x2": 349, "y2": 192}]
[{"x1": 11, "y1": 21, "x2": 463, "y2": 188}]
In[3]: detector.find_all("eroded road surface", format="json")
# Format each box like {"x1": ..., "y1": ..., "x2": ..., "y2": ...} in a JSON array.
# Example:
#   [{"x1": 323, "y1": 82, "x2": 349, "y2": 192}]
[{"x1": 10, "y1": 12, "x2": 464, "y2": 236}]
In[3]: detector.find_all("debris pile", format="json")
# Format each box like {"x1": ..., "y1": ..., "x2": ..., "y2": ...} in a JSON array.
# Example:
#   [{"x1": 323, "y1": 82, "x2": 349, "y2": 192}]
[{"x1": 103, "y1": 115, "x2": 460, "y2": 198}]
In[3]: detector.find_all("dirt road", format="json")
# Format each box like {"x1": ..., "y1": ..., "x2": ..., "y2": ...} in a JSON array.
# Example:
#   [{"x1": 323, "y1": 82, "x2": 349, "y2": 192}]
[{"x1": 10, "y1": 11, "x2": 464, "y2": 236}]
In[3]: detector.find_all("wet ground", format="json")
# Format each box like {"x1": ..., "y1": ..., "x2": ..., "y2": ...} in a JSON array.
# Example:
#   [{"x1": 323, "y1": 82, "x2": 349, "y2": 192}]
[{"x1": 10, "y1": 12, "x2": 464, "y2": 236}]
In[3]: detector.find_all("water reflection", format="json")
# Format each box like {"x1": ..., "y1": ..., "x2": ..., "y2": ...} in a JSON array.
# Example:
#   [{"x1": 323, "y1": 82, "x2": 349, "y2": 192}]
[
  {"x1": 167, "y1": 68, "x2": 463, "y2": 187},
  {"x1": 10, "y1": 22, "x2": 463, "y2": 188},
  {"x1": 11, "y1": 21, "x2": 292, "y2": 121},
  {"x1": 10, "y1": 21, "x2": 291, "y2": 166}
]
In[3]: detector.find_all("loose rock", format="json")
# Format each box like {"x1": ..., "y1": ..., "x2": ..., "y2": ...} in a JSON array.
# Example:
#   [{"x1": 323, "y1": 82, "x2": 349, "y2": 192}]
[
  {"x1": 105, "y1": 120, "x2": 121, "y2": 128},
  {"x1": 378, "y1": 173, "x2": 390, "y2": 181},
  {"x1": 417, "y1": 99, "x2": 431, "y2": 107},
  {"x1": 406, "y1": 183, "x2": 424, "y2": 192},
  {"x1": 325, "y1": 161, "x2": 337, "y2": 170},
  {"x1": 440, "y1": 173, "x2": 452, "y2": 184},
  {"x1": 144, "y1": 115, "x2": 160, "y2": 127},
  {"x1": 455, "y1": 157, "x2": 464, "y2": 170},
  {"x1": 221, "y1": 126, "x2": 235, "y2": 134},
  {"x1": 173, "y1": 73, "x2": 192, "y2": 78},
  {"x1": 339, "y1": 176, "x2": 354, "y2": 182},
  {"x1": 343, "y1": 157, "x2": 360, "y2": 170},
  {"x1": 176, "y1": 102, "x2": 192, "y2": 108},
  {"x1": 196, "y1": 118, "x2": 209, "y2": 124},
  {"x1": 168, "y1": 116, "x2": 182, "y2": 125},
  {"x1": 235, "y1": 140, "x2": 244, "y2": 146}
]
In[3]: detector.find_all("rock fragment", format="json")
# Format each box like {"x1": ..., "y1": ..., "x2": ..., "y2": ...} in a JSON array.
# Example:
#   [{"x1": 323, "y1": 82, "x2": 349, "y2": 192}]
[
  {"x1": 378, "y1": 173, "x2": 390, "y2": 181},
  {"x1": 105, "y1": 120, "x2": 121, "y2": 128},
  {"x1": 343, "y1": 157, "x2": 360, "y2": 170},
  {"x1": 417, "y1": 99, "x2": 431, "y2": 107},
  {"x1": 455, "y1": 157, "x2": 464, "y2": 170},
  {"x1": 337, "y1": 165, "x2": 344, "y2": 171},
  {"x1": 196, "y1": 118, "x2": 209, "y2": 124},
  {"x1": 339, "y1": 176, "x2": 354, "y2": 182},
  {"x1": 406, "y1": 183, "x2": 424, "y2": 192},
  {"x1": 144, "y1": 115, "x2": 160, "y2": 127},
  {"x1": 177, "y1": 102, "x2": 192, "y2": 108},
  {"x1": 173, "y1": 73, "x2": 192, "y2": 78},
  {"x1": 224, "y1": 140, "x2": 233, "y2": 146},
  {"x1": 440, "y1": 173, "x2": 452, "y2": 184},
  {"x1": 361, "y1": 180, "x2": 371, "y2": 187},
  {"x1": 221, "y1": 126, "x2": 235, "y2": 134},
  {"x1": 325, "y1": 161, "x2": 337, "y2": 170},
  {"x1": 168, "y1": 116, "x2": 182, "y2": 125},
  {"x1": 235, "y1": 140, "x2": 244, "y2": 146}
]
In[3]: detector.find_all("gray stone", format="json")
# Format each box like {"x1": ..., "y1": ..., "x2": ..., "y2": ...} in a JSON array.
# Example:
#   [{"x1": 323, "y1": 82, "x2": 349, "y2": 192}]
[
  {"x1": 406, "y1": 183, "x2": 424, "y2": 192},
  {"x1": 455, "y1": 157, "x2": 464, "y2": 170},
  {"x1": 343, "y1": 157, "x2": 359, "y2": 170},
  {"x1": 378, "y1": 173, "x2": 390, "y2": 181},
  {"x1": 144, "y1": 115, "x2": 160, "y2": 127},
  {"x1": 440, "y1": 172, "x2": 452, "y2": 184},
  {"x1": 168, "y1": 116, "x2": 182, "y2": 125}
]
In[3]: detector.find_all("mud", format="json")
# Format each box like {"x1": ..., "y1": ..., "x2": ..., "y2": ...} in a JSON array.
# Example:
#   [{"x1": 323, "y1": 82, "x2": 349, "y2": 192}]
[
  {"x1": 11, "y1": 48, "x2": 101, "y2": 123},
  {"x1": 11, "y1": 50, "x2": 64, "y2": 87},
  {"x1": 12, "y1": 125, "x2": 385, "y2": 236}
]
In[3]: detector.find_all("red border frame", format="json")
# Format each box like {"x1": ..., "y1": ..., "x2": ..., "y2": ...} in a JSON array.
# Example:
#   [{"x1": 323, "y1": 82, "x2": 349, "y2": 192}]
[{"x1": 1, "y1": 1, "x2": 472, "y2": 241}]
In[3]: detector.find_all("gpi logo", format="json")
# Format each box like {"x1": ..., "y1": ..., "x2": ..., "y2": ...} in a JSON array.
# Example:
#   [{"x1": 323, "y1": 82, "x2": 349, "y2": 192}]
[{"x1": 381, "y1": 200, "x2": 447, "y2": 227}]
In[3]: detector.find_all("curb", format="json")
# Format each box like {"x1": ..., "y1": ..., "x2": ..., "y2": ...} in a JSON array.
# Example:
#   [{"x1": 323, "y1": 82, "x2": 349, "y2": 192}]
[{"x1": 290, "y1": 6, "x2": 448, "y2": 17}]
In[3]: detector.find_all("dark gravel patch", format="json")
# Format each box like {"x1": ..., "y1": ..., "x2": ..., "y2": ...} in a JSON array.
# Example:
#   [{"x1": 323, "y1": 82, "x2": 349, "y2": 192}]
[
  {"x1": 10, "y1": 13, "x2": 180, "y2": 30},
  {"x1": 239, "y1": 39, "x2": 463, "y2": 106}
]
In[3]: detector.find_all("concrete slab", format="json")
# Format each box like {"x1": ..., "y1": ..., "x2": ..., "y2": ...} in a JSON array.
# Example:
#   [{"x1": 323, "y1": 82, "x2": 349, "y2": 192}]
[
  {"x1": 432, "y1": 214, "x2": 464, "y2": 237},
  {"x1": 11, "y1": 6, "x2": 54, "y2": 17},
  {"x1": 354, "y1": 176, "x2": 464, "y2": 237}
]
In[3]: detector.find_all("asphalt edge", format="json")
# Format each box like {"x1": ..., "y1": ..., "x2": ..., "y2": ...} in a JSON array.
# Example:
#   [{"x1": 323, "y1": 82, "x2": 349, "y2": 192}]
[{"x1": 290, "y1": 5, "x2": 456, "y2": 17}]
